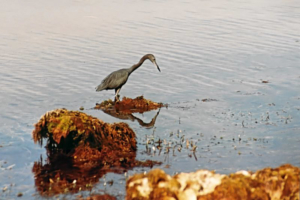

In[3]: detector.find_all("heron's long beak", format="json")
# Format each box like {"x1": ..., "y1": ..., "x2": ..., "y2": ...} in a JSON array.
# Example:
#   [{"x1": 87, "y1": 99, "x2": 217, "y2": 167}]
[{"x1": 154, "y1": 62, "x2": 161, "y2": 72}]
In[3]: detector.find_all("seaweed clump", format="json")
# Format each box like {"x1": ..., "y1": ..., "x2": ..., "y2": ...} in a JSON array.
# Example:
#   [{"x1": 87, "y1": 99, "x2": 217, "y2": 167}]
[
  {"x1": 82, "y1": 194, "x2": 116, "y2": 200},
  {"x1": 32, "y1": 108, "x2": 136, "y2": 154},
  {"x1": 95, "y1": 96, "x2": 164, "y2": 114},
  {"x1": 126, "y1": 164, "x2": 300, "y2": 200},
  {"x1": 32, "y1": 108, "x2": 160, "y2": 196}
]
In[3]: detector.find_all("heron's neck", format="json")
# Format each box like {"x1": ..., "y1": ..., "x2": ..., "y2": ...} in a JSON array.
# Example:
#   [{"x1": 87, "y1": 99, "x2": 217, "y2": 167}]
[{"x1": 128, "y1": 55, "x2": 148, "y2": 74}]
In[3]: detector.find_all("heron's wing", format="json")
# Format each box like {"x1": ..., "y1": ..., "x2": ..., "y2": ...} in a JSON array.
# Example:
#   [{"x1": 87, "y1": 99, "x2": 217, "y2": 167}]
[{"x1": 96, "y1": 69, "x2": 129, "y2": 91}]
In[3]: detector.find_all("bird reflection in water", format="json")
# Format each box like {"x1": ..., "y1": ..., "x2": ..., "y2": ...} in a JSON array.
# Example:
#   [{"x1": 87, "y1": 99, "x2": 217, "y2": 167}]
[{"x1": 102, "y1": 107, "x2": 161, "y2": 129}]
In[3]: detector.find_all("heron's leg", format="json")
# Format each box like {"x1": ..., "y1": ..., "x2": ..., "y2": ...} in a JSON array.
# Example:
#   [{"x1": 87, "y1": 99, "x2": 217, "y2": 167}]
[{"x1": 115, "y1": 88, "x2": 121, "y2": 102}]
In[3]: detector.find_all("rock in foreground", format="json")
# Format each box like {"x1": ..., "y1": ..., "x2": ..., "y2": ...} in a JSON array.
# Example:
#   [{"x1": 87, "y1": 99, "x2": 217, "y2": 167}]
[
  {"x1": 32, "y1": 108, "x2": 137, "y2": 154},
  {"x1": 126, "y1": 164, "x2": 300, "y2": 200},
  {"x1": 32, "y1": 108, "x2": 161, "y2": 196}
]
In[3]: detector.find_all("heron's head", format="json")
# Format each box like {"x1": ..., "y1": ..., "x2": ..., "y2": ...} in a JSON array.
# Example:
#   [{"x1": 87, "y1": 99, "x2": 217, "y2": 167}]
[{"x1": 146, "y1": 54, "x2": 161, "y2": 72}]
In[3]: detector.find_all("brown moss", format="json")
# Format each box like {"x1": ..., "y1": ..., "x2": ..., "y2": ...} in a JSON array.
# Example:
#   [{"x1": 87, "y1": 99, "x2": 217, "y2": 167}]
[
  {"x1": 32, "y1": 108, "x2": 161, "y2": 196},
  {"x1": 82, "y1": 194, "x2": 117, "y2": 200},
  {"x1": 253, "y1": 164, "x2": 300, "y2": 200},
  {"x1": 95, "y1": 96, "x2": 164, "y2": 114},
  {"x1": 201, "y1": 174, "x2": 269, "y2": 200},
  {"x1": 202, "y1": 166, "x2": 300, "y2": 200},
  {"x1": 126, "y1": 169, "x2": 175, "y2": 200},
  {"x1": 32, "y1": 108, "x2": 136, "y2": 152},
  {"x1": 126, "y1": 165, "x2": 300, "y2": 200}
]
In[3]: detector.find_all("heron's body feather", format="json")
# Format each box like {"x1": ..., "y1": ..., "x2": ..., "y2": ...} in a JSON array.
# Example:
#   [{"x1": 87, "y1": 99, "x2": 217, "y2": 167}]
[{"x1": 96, "y1": 68, "x2": 129, "y2": 91}]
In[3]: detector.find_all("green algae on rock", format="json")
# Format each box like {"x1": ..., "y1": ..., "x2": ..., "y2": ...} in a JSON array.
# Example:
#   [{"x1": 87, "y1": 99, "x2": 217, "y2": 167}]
[{"x1": 126, "y1": 164, "x2": 300, "y2": 200}]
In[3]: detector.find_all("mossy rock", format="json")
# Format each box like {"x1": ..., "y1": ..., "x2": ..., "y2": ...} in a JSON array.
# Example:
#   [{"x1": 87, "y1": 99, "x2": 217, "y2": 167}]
[
  {"x1": 126, "y1": 164, "x2": 300, "y2": 200},
  {"x1": 95, "y1": 96, "x2": 164, "y2": 114},
  {"x1": 32, "y1": 108, "x2": 136, "y2": 152}
]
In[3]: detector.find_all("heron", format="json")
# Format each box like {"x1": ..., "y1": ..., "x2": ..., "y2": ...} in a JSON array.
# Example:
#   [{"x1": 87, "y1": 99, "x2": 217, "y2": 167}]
[{"x1": 95, "y1": 54, "x2": 161, "y2": 101}]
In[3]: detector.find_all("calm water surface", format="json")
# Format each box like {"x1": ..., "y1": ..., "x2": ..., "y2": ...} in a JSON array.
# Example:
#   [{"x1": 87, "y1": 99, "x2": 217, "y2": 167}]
[{"x1": 1, "y1": 0, "x2": 300, "y2": 199}]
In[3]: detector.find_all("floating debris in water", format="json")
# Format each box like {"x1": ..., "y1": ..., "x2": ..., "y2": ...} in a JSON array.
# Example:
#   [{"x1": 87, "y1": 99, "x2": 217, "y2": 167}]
[
  {"x1": 178, "y1": 146, "x2": 182, "y2": 152},
  {"x1": 2, "y1": 186, "x2": 7, "y2": 192},
  {"x1": 6, "y1": 164, "x2": 15, "y2": 170},
  {"x1": 201, "y1": 98, "x2": 218, "y2": 102},
  {"x1": 186, "y1": 139, "x2": 189, "y2": 149},
  {"x1": 192, "y1": 146, "x2": 197, "y2": 152},
  {"x1": 152, "y1": 146, "x2": 156, "y2": 153}
]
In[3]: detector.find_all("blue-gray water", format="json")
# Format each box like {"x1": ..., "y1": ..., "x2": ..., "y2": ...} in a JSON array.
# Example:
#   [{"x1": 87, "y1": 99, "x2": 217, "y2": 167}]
[{"x1": 1, "y1": 0, "x2": 299, "y2": 199}]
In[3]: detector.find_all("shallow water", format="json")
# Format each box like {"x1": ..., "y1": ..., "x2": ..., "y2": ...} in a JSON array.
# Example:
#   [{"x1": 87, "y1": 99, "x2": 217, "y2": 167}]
[{"x1": 1, "y1": 0, "x2": 300, "y2": 199}]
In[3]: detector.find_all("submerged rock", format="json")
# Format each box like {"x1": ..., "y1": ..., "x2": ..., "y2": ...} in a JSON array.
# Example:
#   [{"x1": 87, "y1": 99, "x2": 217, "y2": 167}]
[
  {"x1": 126, "y1": 164, "x2": 300, "y2": 200},
  {"x1": 32, "y1": 108, "x2": 161, "y2": 196},
  {"x1": 95, "y1": 96, "x2": 164, "y2": 114}
]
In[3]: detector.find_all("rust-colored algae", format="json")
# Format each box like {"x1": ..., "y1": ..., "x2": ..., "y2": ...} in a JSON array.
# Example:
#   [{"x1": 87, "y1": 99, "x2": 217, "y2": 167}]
[
  {"x1": 32, "y1": 108, "x2": 136, "y2": 152},
  {"x1": 201, "y1": 174, "x2": 269, "y2": 200},
  {"x1": 32, "y1": 108, "x2": 161, "y2": 196},
  {"x1": 81, "y1": 194, "x2": 117, "y2": 200},
  {"x1": 94, "y1": 96, "x2": 164, "y2": 114},
  {"x1": 126, "y1": 164, "x2": 300, "y2": 200},
  {"x1": 252, "y1": 164, "x2": 300, "y2": 200}
]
